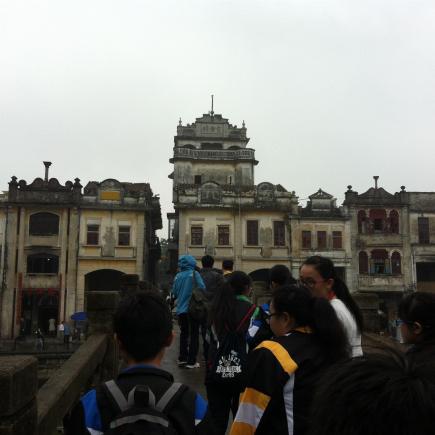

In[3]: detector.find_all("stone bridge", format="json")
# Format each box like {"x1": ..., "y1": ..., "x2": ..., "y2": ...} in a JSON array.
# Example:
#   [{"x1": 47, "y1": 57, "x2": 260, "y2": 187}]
[{"x1": 0, "y1": 290, "x2": 403, "y2": 435}]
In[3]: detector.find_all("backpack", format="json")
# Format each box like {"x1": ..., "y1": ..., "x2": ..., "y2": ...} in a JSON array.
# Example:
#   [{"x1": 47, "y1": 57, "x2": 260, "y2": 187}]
[
  {"x1": 187, "y1": 271, "x2": 208, "y2": 322},
  {"x1": 209, "y1": 304, "x2": 256, "y2": 385},
  {"x1": 103, "y1": 380, "x2": 186, "y2": 435}
]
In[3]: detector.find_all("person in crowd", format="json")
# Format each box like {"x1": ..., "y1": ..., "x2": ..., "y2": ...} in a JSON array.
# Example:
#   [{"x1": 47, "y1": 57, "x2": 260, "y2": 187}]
[
  {"x1": 308, "y1": 352, "x2": 435, "y2": 435},
  {"x1": 300, "y1": 256, "x2": 363, "y2": 357},
  {"x1": 35, "y1": 327, "x2": 44, "y2": 351},
  {"x1": 398, "y1": 291, "x2": 435, "y2": 363},
  {"x1": 62, "y1": 321, "x2": 71, "y2": 348},
  {"x1": 200, "y1": 255, "x2": 224, "y2": 360},
  {"x1": 48, "y1": 317, "x2": 56, "y2": 337},
  {"x1": 64, "y1": 292, "x2": 214, "y2": 435},
  {"x1": 172, "y1": 254, "x2": 206, "y2": 368},
  {"x1": 269, "y1": 264, "x2": 296, "y2": 289},
  {"x1": 222, "y1": 259, "x2": 234, "y2": 276},
  {"x1": 247, "y1": 265, "x2": 297, "y2": 349},
  {"x1": 231, "y1": 285, "x2": 348, "y2": 435},
  {"x1": 206, "y1": 271, "x2": 259, "y2": 435}
]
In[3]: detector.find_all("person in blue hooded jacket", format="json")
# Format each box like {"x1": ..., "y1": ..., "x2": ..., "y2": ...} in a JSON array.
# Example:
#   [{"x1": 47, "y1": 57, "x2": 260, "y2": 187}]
[{"x1": 172, "y1": 255, "x2": 206, "y2": 369}]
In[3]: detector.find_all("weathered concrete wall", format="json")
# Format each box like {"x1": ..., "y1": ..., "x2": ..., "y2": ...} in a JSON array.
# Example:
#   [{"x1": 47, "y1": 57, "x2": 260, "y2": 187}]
[{"x1": 0, "y1": 355, "x2": 38, "y2": 435}]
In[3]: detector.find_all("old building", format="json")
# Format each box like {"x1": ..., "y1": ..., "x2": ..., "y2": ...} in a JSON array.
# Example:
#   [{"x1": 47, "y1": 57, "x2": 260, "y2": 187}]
[
  {"x1": 289, "y1": 189, "x2": 352, "y2": 284},
  {"x1": 0, "y1": 163, "x2": 162, "y2": 338},
  {"x1": 343, "y1": 178, "x2": 435, "y2": 317},
  {"x1": 169, "y1": 111, "x2": 299, "y2": 281}
]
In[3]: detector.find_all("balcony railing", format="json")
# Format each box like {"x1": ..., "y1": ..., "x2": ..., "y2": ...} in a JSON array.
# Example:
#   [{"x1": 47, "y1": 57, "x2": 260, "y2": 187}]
[{"x1": 173, "y1": 147, "x2": 255, "y2": 161}]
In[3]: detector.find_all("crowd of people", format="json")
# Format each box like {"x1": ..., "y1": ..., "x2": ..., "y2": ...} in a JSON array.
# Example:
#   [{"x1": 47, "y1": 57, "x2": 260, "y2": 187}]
[{"x1": 64, "y1": 254, "x2": 435, "y2": 435}]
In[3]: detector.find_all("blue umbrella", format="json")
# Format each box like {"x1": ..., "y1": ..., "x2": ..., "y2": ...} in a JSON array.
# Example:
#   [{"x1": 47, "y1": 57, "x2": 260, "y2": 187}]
[{"x1": 71, "y1": 311, "x2": 87, "y2": 321}]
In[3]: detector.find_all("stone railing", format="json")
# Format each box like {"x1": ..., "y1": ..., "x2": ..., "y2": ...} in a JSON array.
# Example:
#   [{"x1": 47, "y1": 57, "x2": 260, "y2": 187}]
[
  {"x1": 173, "y1": 147, "x2": 255, "y2": 161},
  {"x1": 0, "y1": 291, "x2": 120, "y2": 435}
]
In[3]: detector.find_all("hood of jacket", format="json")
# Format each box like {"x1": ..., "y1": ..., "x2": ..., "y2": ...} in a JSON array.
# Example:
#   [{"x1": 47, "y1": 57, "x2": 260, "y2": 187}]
[{"x1": 178, "y1": 255, "x2": 197, "y2": 271}]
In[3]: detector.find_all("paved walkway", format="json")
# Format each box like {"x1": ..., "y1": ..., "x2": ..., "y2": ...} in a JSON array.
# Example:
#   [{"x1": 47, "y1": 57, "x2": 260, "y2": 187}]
[{"x1": 161, "y1": 326, "x2": 207, "y2": 398}]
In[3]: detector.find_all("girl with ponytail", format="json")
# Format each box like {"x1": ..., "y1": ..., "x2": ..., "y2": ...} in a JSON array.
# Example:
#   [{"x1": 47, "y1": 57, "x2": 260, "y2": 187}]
[
  {"x1": 300, "y1": 255, "x2": 363, "y2": 357},
  {"x1": 230, "y1": 285, "x2": 348, "y2": 435}
]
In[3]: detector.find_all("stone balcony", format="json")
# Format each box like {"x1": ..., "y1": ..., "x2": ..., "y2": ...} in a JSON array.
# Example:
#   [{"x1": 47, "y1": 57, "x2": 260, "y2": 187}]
[
  {"x1": 23, "y1": 274, "x2": 61, "y2": 289},
  {"x1": 171, "y1": 147, "x2": 256, "y2": 162},
  {"x1": 358, "y1": 274, "x2": 405, "y2": 290}
]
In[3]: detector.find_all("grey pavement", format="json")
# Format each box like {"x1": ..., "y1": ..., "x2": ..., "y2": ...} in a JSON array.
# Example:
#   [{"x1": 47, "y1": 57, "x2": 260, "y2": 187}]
[{"x1": 161, "y1": 325, "x2": 207, "y2": 398}]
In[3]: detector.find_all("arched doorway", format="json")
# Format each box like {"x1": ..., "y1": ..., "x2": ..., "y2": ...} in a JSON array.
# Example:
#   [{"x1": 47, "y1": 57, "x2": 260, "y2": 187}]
[{"x1": 85, "y1": 269, "x2": 126, "y2": 292}]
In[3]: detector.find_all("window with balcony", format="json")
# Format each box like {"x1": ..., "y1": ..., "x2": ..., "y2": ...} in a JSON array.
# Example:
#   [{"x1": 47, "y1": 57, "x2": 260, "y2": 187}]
[
  {"x1": 246, "y1": 220, "x2": 259, "y2": 246},
  {"x1": 359, "y1": 251, "x2": 368, "y2": 274},
  {"x1": 370, "y1": 209, "x2": 387, "y2": 233},
  {"x1": 191, "y1": 226, "x2": 203, "y2": 246},
  {"x1": 332, "y1": 231, "x2": 342, "y2": 249},
  {"x1": 389, "y1": 210, "x2": 399, "y2": 234},
  {"x1": 273, "y1": 221, "x2": 285, "y2": 246},
  {"x1": 418, "y1": 217, "x2": 430, "y2": 244},
  {"x1": 118, "y1": 226, "x2": 131, "y2": 246},
  {"x1": 370, "y1": 249, "x2": 389, "y2": 274},
  {"x1": 302, "y1": 231, "x2": 311, "y2": 249},
  {"x1": 29, "y1": 212, "x2": 59, "y2": 236},
  {"x1": 357, "y1": 210, "x2": 367, "y2": 234},
  {"x1": 391, "y1": 251, "x2": 402, "y2": 275},
  {"x1": 87, "y1": 224, "x2": 100, "y2": 245},
  {"x1": 217, "y1": 225, "x2": 230, "y2": 246},
  {"x1": 27, "y1": 253, "x2": 59, "y2": 274}
]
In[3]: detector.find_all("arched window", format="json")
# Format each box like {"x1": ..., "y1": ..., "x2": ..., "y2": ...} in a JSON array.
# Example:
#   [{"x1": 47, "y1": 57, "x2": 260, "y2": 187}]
[
  {"x1": 371, "y1": 249, "x2": 389, "y2": 274},
  {"x1": 369, "y1": 209, "x2": 387, "y2": 233},
  {"x1": 391, "y1": 252, "x2": 402, "y2": 275},
  {"x1": 27, "y1": 253, "x2": 59, "y2": 274},
  {"x1": 389, "y1": 210, "x2": 399, "y2": 234},
  {"x1": 357, "y1": 210, "x2": 366, "y2": 234},
  {"x1": 29, "y1": 213, "x2": 59, "y2": 236},
  {"x1": 359, "y1": 251, "x2": 368, "y2": 274}
]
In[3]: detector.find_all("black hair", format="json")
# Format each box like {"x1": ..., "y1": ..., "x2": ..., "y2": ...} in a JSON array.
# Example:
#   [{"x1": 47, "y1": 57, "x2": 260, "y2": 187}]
[
  {"x1": 269, "y1": 264, "x2": 296, "y2": 287},
  {"x1": 302, "y1": 256, "x2": 364, "y2": 332},
  {"x1": 201, "y1": 255, "x2": 214, "y2": 268},
  {"x1": 272, "y1": 285, "x2": 348, "y2": 363},
  {"x1": 222, "y1": 259, "x2": 234, "y2": 271},
  {"x1": 398, "y1": 292, "x2": 435, "y2": 340},
  {"x1": 309, "y1": 352, "x2": 435, "y2": 435},
  {"x1": 114, "y1": 292, "x2": 172, "y2": 361},
  {"x1": 210, "y1": 271, "x2": 251, "y2": 334}
]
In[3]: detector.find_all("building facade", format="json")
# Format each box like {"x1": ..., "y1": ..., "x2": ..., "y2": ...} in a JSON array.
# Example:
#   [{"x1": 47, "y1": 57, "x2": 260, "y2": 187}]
[
  {"x1": 168, "y1": 110, "x2": 435, "y2": 320},
  {"x1": 0, "y1": 163, "x2": 162, "y2": 338},
  {"x1": 169, "y1": 112, "x2": 298, "y2": 280}
]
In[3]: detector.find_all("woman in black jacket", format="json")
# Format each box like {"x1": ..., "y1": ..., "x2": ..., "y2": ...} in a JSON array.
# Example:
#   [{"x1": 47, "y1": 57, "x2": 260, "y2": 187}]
[{"x1": 205, "y1": 271, "x2": 258, "y2": 435}]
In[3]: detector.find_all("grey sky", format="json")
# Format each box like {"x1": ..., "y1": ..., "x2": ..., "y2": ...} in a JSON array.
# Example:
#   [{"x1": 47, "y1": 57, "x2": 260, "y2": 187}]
[{"x1": 1, "y1": 0, "x2": 434, "y2": 237}]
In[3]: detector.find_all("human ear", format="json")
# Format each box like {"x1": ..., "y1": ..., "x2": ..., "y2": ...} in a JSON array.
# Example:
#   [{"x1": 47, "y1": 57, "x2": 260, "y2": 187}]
[{"x1": 413, "y1": 322, "x2": 424, "y2": 335}]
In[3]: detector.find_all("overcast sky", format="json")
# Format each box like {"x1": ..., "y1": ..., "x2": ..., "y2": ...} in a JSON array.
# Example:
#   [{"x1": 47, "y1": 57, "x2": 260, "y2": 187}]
[{"x1": 1, "y1": 0, "x2": 434, "y2": 237}]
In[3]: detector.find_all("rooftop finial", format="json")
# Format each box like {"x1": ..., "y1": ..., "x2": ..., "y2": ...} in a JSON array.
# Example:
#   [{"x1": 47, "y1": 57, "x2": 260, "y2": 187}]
[
  {"x1": 43, "y1": 161, "x2": 52, "y2": 182},
  {"x1": 242, "y1": 120, "x2": 246, "y2": 128},
  {"x1": 179, "y1": 117, "x2": 182, "y2": 126},
  {"x1": 373, "y1": 175, "x2": 379, "y2": 189},
  {"x1": 210, "y1": 94, "x2": 214, "y2": 116}
]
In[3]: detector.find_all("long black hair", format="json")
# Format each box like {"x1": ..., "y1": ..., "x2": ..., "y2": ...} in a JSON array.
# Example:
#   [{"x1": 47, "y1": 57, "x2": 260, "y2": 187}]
[
  {"x1": 398, "y1": 292, "x2": 435, "y2": 340},
  {"x1": 210, "y1": 271, "x2": 252, "y2": 335},
  {"x1": 302, "y1": 256, "x2": 364, "y2": 332},
  {"x1": 272, "y1": 285, "x2": 349, "y2": 362}
]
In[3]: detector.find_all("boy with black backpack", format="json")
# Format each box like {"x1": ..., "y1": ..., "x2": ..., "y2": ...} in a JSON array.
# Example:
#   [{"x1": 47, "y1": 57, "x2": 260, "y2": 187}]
[{"x1": 64, "y1": 292, "x2": 215, "y2": 435}]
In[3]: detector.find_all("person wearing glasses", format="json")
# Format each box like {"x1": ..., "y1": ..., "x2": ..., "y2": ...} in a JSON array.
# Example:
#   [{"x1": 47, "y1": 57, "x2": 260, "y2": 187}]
[
  {"x1": 299, "y1": 256, "x2": 363, "y2": 357},
  {"x1": 398, "y1": 291, "x2": 435, "y2": 364},
  {"x1": 230, "y1": 285, "x2": 348, "y2": 435}
]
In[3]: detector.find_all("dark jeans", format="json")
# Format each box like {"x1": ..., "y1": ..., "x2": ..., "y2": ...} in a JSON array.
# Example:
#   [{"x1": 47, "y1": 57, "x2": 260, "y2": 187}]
[
  {"x1": 178, "y1": 313, "x2": 200, "y2": 365},
  {"x1": 201, "y1": 321, "x2": 209, "y2": 361},
  {"x1": 206, "y1": 383, "x2": 241, "y2": 435}
]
